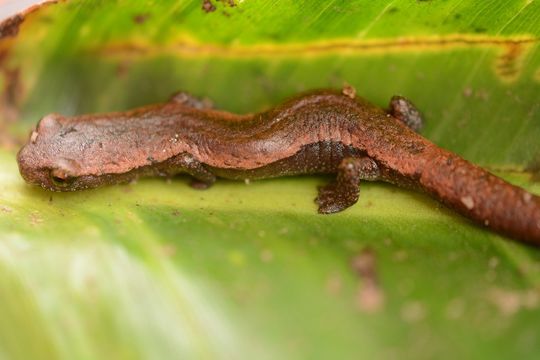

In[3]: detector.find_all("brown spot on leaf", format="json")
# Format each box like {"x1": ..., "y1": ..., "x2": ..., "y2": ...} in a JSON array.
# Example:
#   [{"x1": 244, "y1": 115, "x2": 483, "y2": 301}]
[
  {"x1": 488, "y1": 287, "x2": 540, "y2": 316},
  {"x1": 0, "y1": 205, "x2": 13, "y2": 213},
  {"x1": 133, "y1": 13, "x2": 151, "y2": 24},
  {"x1": 495, "y1": 42, "x2": 529, "y2": 83},
  {"x1": 202, "y1": 0, "x2": 216, "y2": 13},
  {"x1": 115, "y1": 60, "x2": 132, "y2": 78},
  {"x1": 29, "y1": 211, "x2": 43, "y2": 226},
  {"x1": 351, "y1": 248, "x2": 385, "y2": 313},
  {"x1": 160, "y1": 244, "x2": 177, "y2": 257}
]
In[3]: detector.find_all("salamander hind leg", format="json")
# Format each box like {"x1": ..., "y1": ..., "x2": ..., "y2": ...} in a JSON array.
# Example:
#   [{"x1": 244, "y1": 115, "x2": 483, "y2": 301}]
[
  {"x1": 159, "y1": 152, "x2": 216, "y2": 189},
  {"x1": 169, "y1": 91, "x2": 214, "y2": 109},
  {"x1": 316, "y1": 157, "x2": 380, "y2": 214},
  {"x1": 389, "y1": 96, "x2": 423, "y2": 133}
]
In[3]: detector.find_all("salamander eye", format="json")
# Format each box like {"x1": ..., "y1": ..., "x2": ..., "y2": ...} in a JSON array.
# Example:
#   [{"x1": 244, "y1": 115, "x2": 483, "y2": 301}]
[{"x1": 49, "y1": 169, "x2": 75, "y2": 188}]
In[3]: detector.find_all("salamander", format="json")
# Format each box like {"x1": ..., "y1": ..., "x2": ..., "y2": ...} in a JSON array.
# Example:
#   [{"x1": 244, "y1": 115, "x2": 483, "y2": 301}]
[{"x1": 16, "y1": 88, "x2": 540, "y2": 245}]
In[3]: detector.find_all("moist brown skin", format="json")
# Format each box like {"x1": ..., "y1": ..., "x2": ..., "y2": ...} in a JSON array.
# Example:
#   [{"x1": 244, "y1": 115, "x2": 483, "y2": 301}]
[{"x1": 17, "y1": 89, "x2": 540, "y2": 245}]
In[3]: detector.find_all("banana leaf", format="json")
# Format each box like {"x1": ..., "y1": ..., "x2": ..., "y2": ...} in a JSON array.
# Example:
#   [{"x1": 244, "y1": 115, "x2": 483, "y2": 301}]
[{"x1": 1, "y1": 1, "x2": 540, "y2": 359}]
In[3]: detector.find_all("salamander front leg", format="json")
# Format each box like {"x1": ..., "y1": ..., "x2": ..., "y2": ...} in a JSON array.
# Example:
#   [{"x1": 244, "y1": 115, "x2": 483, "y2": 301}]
[
  {"x1": 316, "y1": 157, "x2": 380, "y2": 214},
  {"x1": 159, "y1": 152, "x2": 216, "y2": 189},
  {"x1": 169, "y1": 91, "x2": 214, "y2": 109},
  {"x1": 389, "y1": 96, "x2": 423, "y2": 133}
]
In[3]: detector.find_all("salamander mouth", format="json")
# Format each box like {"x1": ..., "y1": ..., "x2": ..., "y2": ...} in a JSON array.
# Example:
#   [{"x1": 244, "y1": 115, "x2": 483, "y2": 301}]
[
  {"x1": 42, "y1": 173, "x2": 91, "y2": 191},
  {"x1": 43, "y1": 172, "x2": 140, "y2": 192}
]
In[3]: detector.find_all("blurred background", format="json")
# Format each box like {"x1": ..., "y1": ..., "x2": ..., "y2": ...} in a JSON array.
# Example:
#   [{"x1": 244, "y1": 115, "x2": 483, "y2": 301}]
[{"x1": 0, "y1": 0, "x2": 45, "y2": 20}]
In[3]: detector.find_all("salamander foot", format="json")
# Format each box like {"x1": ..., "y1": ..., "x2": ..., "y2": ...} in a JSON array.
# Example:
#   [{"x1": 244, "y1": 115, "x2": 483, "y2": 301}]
[{"x1": 316, "y1": 157, "x2": 379, "y2": 214}]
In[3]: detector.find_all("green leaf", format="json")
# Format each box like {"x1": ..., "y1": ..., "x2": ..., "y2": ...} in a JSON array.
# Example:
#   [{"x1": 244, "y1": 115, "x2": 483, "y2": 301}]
[{"x1": 1, "y1": 1, "x2": 540, "y2": 359}]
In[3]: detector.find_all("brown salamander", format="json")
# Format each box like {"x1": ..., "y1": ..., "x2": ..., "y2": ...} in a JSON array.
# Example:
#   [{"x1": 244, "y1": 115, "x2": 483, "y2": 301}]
[{"x1": 17, "y1": 89, "x2": 540, "y2": 245}]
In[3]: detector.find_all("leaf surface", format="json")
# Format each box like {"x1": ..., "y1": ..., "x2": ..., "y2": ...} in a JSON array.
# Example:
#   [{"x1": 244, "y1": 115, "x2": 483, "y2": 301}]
[{"x1": 1, "y1": 1, "x2": 540, "y2": 359}]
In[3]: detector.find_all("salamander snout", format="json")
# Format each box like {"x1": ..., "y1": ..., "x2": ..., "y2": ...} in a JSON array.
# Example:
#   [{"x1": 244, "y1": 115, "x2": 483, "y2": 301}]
[
  {"x1": 17, "y1": 113, "x2": 82, "y2": 191},
  {"x1": 16, "y1": 141, "x2": 48, "y2": 188},
  {"x1": 18, "y1": 144, "x2": 81, "y2": 191}
]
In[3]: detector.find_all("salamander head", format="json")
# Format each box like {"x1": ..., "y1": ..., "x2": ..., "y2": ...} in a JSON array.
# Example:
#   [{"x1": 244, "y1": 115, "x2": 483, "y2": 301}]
[{"x1": 17, "y1": 114, "x2": 105, "y2": 191}]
